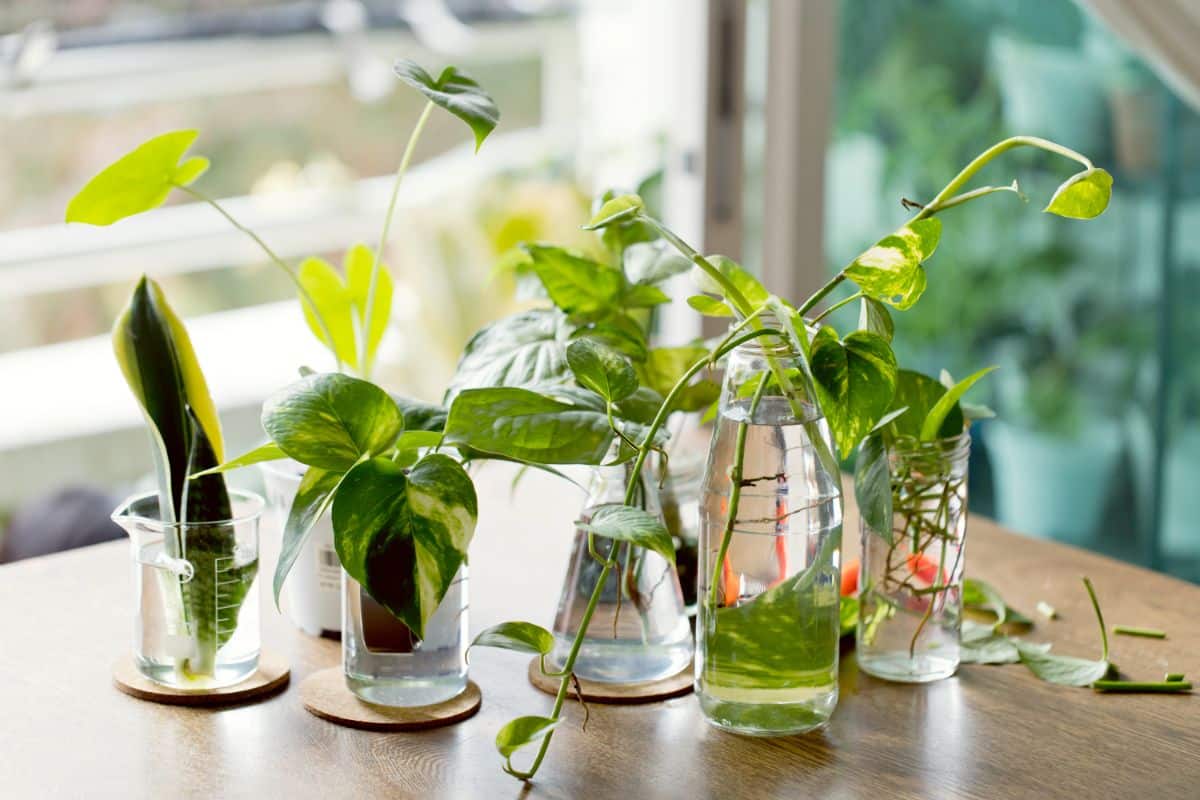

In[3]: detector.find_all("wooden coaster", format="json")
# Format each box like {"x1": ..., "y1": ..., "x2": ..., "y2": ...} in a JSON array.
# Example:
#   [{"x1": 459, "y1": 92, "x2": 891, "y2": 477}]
[
  {"x1": 527, "y1": 658, "x2": 694, "y2": 704},
  {"x1": 112, "y1": 651, "x2": 290, "y2": 707},
  {"x1": 299, "y1": 667, "x2": 482, "y2": 731}
]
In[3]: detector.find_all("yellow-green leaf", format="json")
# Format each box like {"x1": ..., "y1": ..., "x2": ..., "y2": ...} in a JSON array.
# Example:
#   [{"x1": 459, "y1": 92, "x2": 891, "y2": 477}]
[
  {"x1": 298, "y1": 256, "x2": 358, "y2": 370},
  {"x1": 843, "y1": 218, "x2": 941, "y2": 309},
  {"x1": 66, "y1": 130, "x2": 207, "y2": 225},
  {"x1": 584, "y1": 193, "x2": 644, "y2": 230},
  {"x1": 344, "y1": 244, "x2": 394, "y2": 369},
  {"x1": 1044, "y1": 168, "x2": 1113, "y2": 220}
]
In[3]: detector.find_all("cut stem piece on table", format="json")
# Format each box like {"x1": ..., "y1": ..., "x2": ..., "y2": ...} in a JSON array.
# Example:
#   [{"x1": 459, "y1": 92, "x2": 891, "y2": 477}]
[
  {"x1": 1092, "y1": 680, "x2": 1192, "y2": 694},
  {"x1": 1036, "y1": 601, "x2": 1057, "y2": 620},
  {"x1": 1112, "y1": 625, "x2": 1167, "y2": 639}
]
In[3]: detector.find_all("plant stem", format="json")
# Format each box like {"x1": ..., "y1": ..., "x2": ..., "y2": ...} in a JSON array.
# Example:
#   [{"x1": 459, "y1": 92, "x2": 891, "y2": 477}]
[
  {"x1": 1082, "y1": 576, "x2": 1109, "y2": 663},
  {"x1": 1112, "y1": 625, "x2": 1167, "y2": 639},
  {"x1": 1166, "y1": 672, "x2": 1186, "y2": 682},
  {"x1": 810, "y1": 291, "x2": 864, "y2": 325},
  {"x1": 1092, "y1": 680, "x2": 1191, "y2": 693},
  {"x1": 360, "y1": 99, "x2": 436, "y2": 379},
  {"x1": 177, "y1": 184, "x2": 343, "y2": 372}
]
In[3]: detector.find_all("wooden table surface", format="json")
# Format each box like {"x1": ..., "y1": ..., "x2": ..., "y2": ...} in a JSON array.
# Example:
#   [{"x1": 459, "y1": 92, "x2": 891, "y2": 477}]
[{"x1": 1, "y1": 464, "x2": 1197, "y2": 800}]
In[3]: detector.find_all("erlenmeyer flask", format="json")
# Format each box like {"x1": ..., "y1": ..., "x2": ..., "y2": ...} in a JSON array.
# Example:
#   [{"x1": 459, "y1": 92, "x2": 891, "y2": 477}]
[
  {"x1": 112, "y1": 489, "x2": 262, "y2": 689},
  {"x1": 548, "y1": 455, "x2": 693, "y2": 683}
]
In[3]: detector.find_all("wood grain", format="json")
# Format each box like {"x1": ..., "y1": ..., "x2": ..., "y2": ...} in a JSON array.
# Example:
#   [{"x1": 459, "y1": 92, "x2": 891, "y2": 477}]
[
  {"x1": 300, "y1": 670, "x2": 481, "y2": 731},
  {"x1": 1, "y1": 463, "x2": 1196, "y2": 800},
  {"x1": 112, "y1": 650, "x2": 289, "y2": 706},
  {"x1": 526, "y1": 658, "x2": 694, "y2": 704}
]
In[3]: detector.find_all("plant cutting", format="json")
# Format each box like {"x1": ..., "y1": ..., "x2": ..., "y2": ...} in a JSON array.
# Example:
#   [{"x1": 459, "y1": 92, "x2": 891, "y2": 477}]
[
  {"x1": 68, "y1": 59, "x2": 500, "y2": 705},
  {"x1": 104, "y1": 276, "x2": 261, "y2": 688},
  {"x1": 463, "y1": 135, "x2": 1112, "y2": 779}
]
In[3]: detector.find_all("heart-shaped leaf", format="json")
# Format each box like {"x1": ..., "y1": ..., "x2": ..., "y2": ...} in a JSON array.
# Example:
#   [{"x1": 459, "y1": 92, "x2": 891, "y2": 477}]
[
  {"x1": 854, "y1": 432, "x2": 893, "y2": 543},
  {"x1": 920, "y1": 366, "x2": 995, "y2": 441},
  {"x1": 576, "y1": 504, "x2": 675, "y2": 562},
  {"x1": 1016, "y1": 642, "x2": 1112, "y2": 686},
  {"x1": 566, "y1": 338, "x2": 638, "y2": 403},
  {"x1": 843, "y1": 218, "x2": 941, "y2": 309},
  {"x1": 332, "y1": 454, "x2": 477, "y2": 637},
  {"x1": 523, "y1": 244, "x2": 623, "y2": 319},
  {"x1": 443, "y1": 387, "x2": 619, "y2": 465},
  {"x1": 274, "y1": 466, "x2": 347, "y2": 608},
  {"x1": 620, "y1": 283, "x2": 671, "y2": 308},
  {"x1": 446, "y1": 309, "x2": 575, "y2": 401},
  {"x1": 391, "y1": 395, "x2": 448, "y2": 433},
  {"x1": 584, "y1": 193, "x2": 644, "y2": 229},
  {"x1": 577, "y1": 312, "x2": 649, "y2": 361},
  {"x1": 393, "y1": 60, "x2": 499, "y2": 151},
  {"x1": 885, "y1": 370, "x2": 965, "y2": 441},
  {"x1": 66, "y1": 130, "x2": 209, "y2": 225},
  {"x1": 262, "y1": 373, "x2": 403, "y2": 471},
  {"x1": 809, "y1": 326, "x2": 898, "y2": 458},
  {"x1": 496, "y1": 716, "x2": 559, "y2": 760},
  {"x1": 470, "y1": 621, "x2": 554, "y2": 657},
  {"x1": 858, "y1": 296, "x2": 894, "y2": 342},
  {"x1": 1044, "y1": 168, "x2": 1112, "y2": 220},
  {"x1": 623, "y1": 242, "x2": 690, "y2": 285}
]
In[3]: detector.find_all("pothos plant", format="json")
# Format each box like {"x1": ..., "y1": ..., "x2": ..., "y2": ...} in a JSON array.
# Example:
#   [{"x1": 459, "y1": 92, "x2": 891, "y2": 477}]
[
  {"x1": 67, "y1": 60, "x2": 501, "y2": 639},
  {"x1": 461, "y1": 136, "x2": 1112, "y2": 780}
]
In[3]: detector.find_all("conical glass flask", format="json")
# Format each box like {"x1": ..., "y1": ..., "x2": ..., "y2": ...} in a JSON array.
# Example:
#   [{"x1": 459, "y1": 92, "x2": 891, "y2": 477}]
[
  {"x1": 112, "y1": 489, "x2": 262, "y2": 689},
  {"x1": 548, "y1": 455, "x2": 693, "y2": 683}
]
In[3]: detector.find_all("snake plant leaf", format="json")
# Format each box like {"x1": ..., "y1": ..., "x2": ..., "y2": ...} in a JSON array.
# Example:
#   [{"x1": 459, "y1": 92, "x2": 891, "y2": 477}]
[
  {"x1": 576, "y1": 504, "x2": 675, "y2": 562},
  {"x1": 886, "y1": 370, "x2": 964, "y2": 441},
  {"x1": 809, "y1": 326, "x2": 898, "y2": 458},
  {"x1": 332, "y1": 454, "x2": 477, "y2": 637},
  {"x1": 274, "y1": 466, "x2": 347, "y2": 608},
  {"x1": 687, "y1": 294, "x2": 734, "y2": 317},
  {"x1": 854, "y1": 432, "x2": 893, "y2": 544},
  {"x1": 297, "y1": 256, "x2": 358, "y2": 369},
  {"x1": 393, "y1": 60, "x2": 499, "y2": 151},
  {"x1": 858, "y1": 296, "x2": 894, "y2": 342},
  {"x1": 623, "y1": 242, "x2": 690, "y2": 285},
  {"x1": 496, "y1": 716, "x2": 560, "y2": 760},
  {"x1": 584, "y1": 193, "x2": 644, "y2": 229},
  {"x1": 523, "y1": 244, "x2": 623, "y2": 319},
  {"x1": 920, "y1": 366, "x2": 996, "y2": 441},
  {"x1": 112, "y1": 276, "x2": 224, "y2": 520},
  {"x1": 1044, "y1": 168, "x2": 1112, "y2": 220},
  {"x1": 262, "y1": 373, "x2": 403, "y2": 471},
  {"x1": 446, "y1": 309, "x2": 574, "y2": 401},
  {"x1": 566, "y1": 338, "x2": 638, "y2": 403},
  {"x1": 469, "y1": 621, "x2": 555, "y2": 657},
  {"x1": 443, "y1": 387, "x2": 621, "y2": 465},
  {"x1": 66, "y1": 130, "x2": 208, "y2": 225},
  {"x1": 844, "y1": 218, "x2": 941, "y2": 310},
  {"x1": 344, "y1": 244, "x2": 393, "y2": 372},
  {"x1": 191, "y1": 442, "x2": 287, "y2": 479}
]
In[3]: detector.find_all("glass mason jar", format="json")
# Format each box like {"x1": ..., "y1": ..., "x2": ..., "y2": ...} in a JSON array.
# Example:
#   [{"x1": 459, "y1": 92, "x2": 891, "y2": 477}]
[
  {"x1": 659, "y1": 452, "x2": 704, "y2": 616},
  {"x1": 697, "y1": 338, "x2": 843, "y2": 736},
  {"x1": 549, "y1": 455, "x2": 694, "y2": 683},
  {"x1": 112, "y1": 490, "x2": 263, "y2": 689},
  {"x1": 342, "y1": 569, "x2": 469, "y2": 706},
  {"x1": 857, "y1": 433, "x2": 970, "y2": 683},
  {"x1": 261, "y1": 460, "x2": 342, "y2": 637}
]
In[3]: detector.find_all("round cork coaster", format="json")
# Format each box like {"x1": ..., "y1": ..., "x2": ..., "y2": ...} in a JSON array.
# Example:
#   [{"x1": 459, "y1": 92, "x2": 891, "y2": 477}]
[
  {"x1": 527, "y1": 658, "x2": 694, "y2": 704},
  {"x1": 299, "y1": 667, "x2": 482, "y2": 731},
  {"x1": 112, "y1": 651, "x2": 290, "y2": 706}
]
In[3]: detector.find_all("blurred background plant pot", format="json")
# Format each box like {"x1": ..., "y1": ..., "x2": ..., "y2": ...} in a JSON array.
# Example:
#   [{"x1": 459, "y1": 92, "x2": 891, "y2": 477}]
[
  {"x1": 985, "y1": 419, "x2": 1122, "y2": 545},
  {"x1": 1163, "y1": 425, "x2": 1200, "y2": 561},
  {"x1": 261, "y1": 460, "x2": 341, "y2": 638}
]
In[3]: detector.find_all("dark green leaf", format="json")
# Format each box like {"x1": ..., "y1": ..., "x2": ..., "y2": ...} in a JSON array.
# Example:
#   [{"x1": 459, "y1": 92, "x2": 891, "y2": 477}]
[
  {"x1": 839, "y1": 595, "x2": 859, "y2": 638},
  {"x1": 443, "y1": 387, "x2": 618, "y2": 465},
  {"x1": 262, "y1": 373, "x2": 402, "y2": 471},
  {"x1": 809, "y1": 326, "x2": 898, "y2": 457},
  {"x1": 393, "y1": 60, "x2": 498, "y2": 151},
  {"x1": 854, "y1": 432, "x2": 892, "y2": 543},
  {"x1": 65, "y1": 130, "x2": 208, "y2": 225},
  {"x1": 612, "y1": 386, "x2": 666, "y2": 425},
  {"x1": 446, "y1": 309, "x2": 574, "y2": 401},
  {"x1": 962, "y1": 577, "x2": 1010, "y2": 627},
  {"x1": 566, "y1": 338, "x2": 638, "y2": 403},
  {"x1": 470, "y1": 621, "x2": 554, "y2": 656},
  {"x1": 843, "y1": 218, "x2": 941, "y2": 309},
  {"x1": 584, "y1": 193, "x2": 643, "y2": 229},
  {"x1": 920, "y1": 366, "x2": 995, "y2": 441},
  {"x1": 274, "y1": 466, "x2": 346, "y2": 608},
  {"x1": 393, "y1": 430, "x2": 443, "y2": 450},
  {"x1": 332, "y1": 454, "x2": 477, "y2": 637},
  {"x1": 886, "y1": 370, "x2": 963, "y2": 440},
  {"x1": 858, "y1": 296, "x2": 894, "y2": 342},
  {"x1": 390, "y1": 395, "x2": 448, "y2": 433},
  {"x1": 577, "y1": 312, "x2": 649, "y2": 362},
  {"x1": 496, "y1": 716, "x2": 559, "y2": 759},
  {"x1": 687, "y1": 294, "x2": 734, "y2": 317},
  {"x1": 523, "y1": 244, "x2": 623, "y2": 319},
  {"x1": 1044, "y1": 168, "x2": 1112, "y2": 219},
  {"x1": 576, "y1": 504, "x2": 674, "y2": 562}
]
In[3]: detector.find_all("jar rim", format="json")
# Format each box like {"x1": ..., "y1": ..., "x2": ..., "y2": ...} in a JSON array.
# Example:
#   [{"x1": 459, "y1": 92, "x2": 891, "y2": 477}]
[
  {"x1": 888, "y1": 430, "x2": 972, "y2": 457},
  {"x1": 112, "y1": 488, "x2": 265, "y2": 529}
]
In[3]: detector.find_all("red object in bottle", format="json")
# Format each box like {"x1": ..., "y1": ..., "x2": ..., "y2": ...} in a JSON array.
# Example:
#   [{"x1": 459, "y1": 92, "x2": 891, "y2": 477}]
[{"x1": 841, "y1": 558, "x2": 860, "y2": 597}]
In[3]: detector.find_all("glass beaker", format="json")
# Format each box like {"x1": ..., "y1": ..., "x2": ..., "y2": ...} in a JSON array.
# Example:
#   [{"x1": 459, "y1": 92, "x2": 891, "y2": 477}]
[
  {"x1": 857, "y1": 433, "x2": 971, "y2": 683},
  {"x1": 113, "y1": 490, "x2": 262, "y2": 689},
  {"x1": 261, "y1": 460, "x2": 342, "y2": 637},
  {"x1": 342, "y1": 569, "x2": 469, "y2": 706},
  {"x1": 697, "y1": 335, "x2": 843, "y2": 735},
  {"x1": 548, "y1": 456, "x2": 694, "y2": 683}
]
